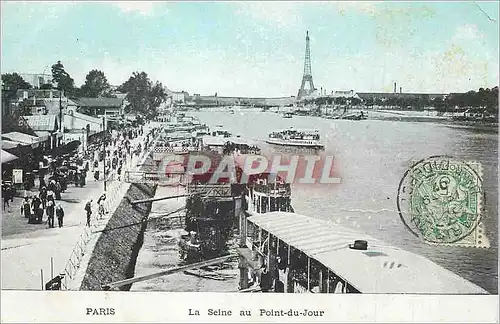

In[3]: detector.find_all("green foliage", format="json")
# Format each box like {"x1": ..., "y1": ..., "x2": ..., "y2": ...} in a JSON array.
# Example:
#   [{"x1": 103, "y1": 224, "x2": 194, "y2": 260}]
[
  {"x1": 311, "y1": 86, "x2": 498, "y2": 114},
  {"x1": 80, "y1": 69, "x2": 112, "y2": 97},
  {"x1": 39, "y1": 83, "x2": 53, "y2": 90},
  {"x1": 118, "y1": 71, "x2": 167, "y2": 119},
  {"x1": 2, "y1": 72, "x2": 32, "y2": 102},
  {"x1": 19, "y1": 99, "x2": 33, "y2": 116},
  {"x1": 51, "y1": 60, "x2": 75, "y2": 94},
  {"x1": 445, "y1": 87, "x2": 499, "y2": 113}
]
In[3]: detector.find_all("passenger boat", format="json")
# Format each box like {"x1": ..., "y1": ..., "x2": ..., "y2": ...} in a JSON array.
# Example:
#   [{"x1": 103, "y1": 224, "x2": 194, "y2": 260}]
[
  {"x1": 266, "y1": 128, "x2": 324, "y2": 149},
  {"x1": 210, "y1": 125, "x2": 232, "y2": 138},
  {"x1": 238, "y1": 211, "x2": 489, "y2": 294},
  {"x1": 201, "y1": 136, "x2": 259, "y2": 155},
  {"x1": 283, "y1": 112, "x2": 293, "y2": 118},
  {"x1": 341, "y1": 111, "x2": 367, "y2": 120}
]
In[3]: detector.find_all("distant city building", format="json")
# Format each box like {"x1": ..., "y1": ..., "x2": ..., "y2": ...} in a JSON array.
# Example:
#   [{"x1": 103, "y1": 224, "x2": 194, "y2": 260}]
[
  {"x1": 331, "y1": 90, "x2": 360, "y2": 99},
  {"x1": 356, "y1": 92, "x2": 447, "y2": 102},
  {"x1": 22, "y1": 114, "x2": 63, "y2": 150},
  {"x1": 18, "y1": 73, "x2": 54, "y2": 88},
  {"x1": 171, "y1": 91, "x2": 189, "y2": 103},
  {"x1": 15, "y1": 89, "x2": 64, "y2": 102},
  {"x1": 192, "y1": 95, "x2": 296, "y2": 107}
]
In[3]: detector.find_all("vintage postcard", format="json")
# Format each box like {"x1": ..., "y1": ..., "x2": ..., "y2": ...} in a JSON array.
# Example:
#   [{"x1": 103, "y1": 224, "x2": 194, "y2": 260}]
[{"x1": 1, "y1": 1, "x2": 498, "y2": 323}]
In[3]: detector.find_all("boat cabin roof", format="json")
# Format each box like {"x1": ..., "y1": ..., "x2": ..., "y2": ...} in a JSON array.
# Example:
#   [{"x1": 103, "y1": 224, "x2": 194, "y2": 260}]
[
  {"x1": 202, "y1": 136, "x2": 227, "y2": 147},
  {"x1": 202, "y1": 136, "x2": 256, "y2": 147},
  {"x1": 246, "y1": 212, "x2": 488, "y2": 294},
  {"x1": 274, "y1": 128, "x2": 320, "y2": 134}
]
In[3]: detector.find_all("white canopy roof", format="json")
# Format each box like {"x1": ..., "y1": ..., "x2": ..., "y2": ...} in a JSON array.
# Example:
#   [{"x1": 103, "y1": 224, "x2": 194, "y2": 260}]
[
  {"x1": 247, "y1": 212, "x2": 488, "y2": 294},
  {"x1": 202, "y1": 136, "x2": 257, "y2": 147},
  {"x1": 1, "y1": 150, "x2": 19, "y2": 164},
  {"x1": 273, "y1": 127, "x2": 319, "y2": 133}
]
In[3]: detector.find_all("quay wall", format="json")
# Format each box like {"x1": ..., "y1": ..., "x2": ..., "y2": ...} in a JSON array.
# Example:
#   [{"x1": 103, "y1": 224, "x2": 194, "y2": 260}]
[{"x1": 79, "y1": 181, "x2": 157, "y2": 290}]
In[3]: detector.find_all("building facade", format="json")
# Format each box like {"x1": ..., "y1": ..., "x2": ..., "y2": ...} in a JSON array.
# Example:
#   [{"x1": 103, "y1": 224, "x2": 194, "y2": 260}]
[{"x1": 73, "y1": 97, "x2": 125, "y2": 117}]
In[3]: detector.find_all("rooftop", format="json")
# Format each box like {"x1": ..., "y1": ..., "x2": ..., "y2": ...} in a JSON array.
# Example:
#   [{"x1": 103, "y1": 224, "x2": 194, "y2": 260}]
[
  {"x1": 247, "y1": 212, "x2": 488, "y2": 294},
  {"x1": 73, "y1": 97, "x2": 123, "y2": 107},
  {"x1": 23, "y1": 115, "x2": 58, "y2": 132},
  {"x1": 2, "y1": 132, "x2": 42, "y2": 145},
  {"x1": 1, "y1": 149, "x2": 19, "y2": 164},
  {"x1": 15, "y1": 89, "x2": 63, "y2": 99},
  {"x1": 1, "y1": 140, "x2": 27, "y2": 150}
]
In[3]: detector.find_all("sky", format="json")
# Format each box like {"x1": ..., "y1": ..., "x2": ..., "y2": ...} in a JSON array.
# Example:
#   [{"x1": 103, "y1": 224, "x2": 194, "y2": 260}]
[{"x1": 1, "y1": 1, "x2": 499, "y2": 97}]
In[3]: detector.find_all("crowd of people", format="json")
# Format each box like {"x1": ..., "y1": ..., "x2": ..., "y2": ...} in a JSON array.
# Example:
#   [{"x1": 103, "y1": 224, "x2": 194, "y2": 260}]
[
  {"x1": 2, "y1": 122, "x2": 157, "y2": 230},
  {"x1": 20, "y1": 190, "x2": 65, "y2": 227},
  {"x1": 87, "y1": 127, "x2": 145, "y2": 184}
]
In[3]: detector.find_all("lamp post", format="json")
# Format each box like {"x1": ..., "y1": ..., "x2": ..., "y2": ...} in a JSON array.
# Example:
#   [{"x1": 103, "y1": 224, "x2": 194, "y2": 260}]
[
  {"x1": 102, "y1": 116, "x2": 107, "y2": 191},
  {"x1": 59, "y1": 90, "x2": 63, "y2": 148},
  {"x1": 2, "y1": 82, "x2": 11, "y2": 117}
]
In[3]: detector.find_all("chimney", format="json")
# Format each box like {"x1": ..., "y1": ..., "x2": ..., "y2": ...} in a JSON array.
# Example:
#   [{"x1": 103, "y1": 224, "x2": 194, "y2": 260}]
[
  {"x1": 394, "y1": 82, "x2": 397, "y2": 93},
  {"x1": 400, "y1": 87, "x2": 402, "y2": 94}
]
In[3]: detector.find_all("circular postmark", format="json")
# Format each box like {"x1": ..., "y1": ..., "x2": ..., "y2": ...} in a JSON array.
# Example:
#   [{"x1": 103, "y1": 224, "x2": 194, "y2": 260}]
[{"x1": 397, "y1": 156, "x2": 483, "y2": 244}]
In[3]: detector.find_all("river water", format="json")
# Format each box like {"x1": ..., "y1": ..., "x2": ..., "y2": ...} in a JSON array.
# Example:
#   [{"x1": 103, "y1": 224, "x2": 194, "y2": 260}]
[{"x1": 189, "y1": 110, "x2": 498, "y2": 294}]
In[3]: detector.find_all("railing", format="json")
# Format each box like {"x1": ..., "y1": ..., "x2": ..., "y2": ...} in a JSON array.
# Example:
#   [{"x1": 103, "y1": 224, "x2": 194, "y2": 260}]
[
  {"x1": 267, "y1": 138, "x2": 322, "y2": 146},
  {"x1": 60, "y1": 129, "x2": 162, "y2": 290},
  {"x1": 253, "y1": 183, "x2": 291, "y2": 196},
  {"x1": 123, "y1": 170, "x2": 186, "y2": 184},
  {"x1": 187, "y1": 183, "x2": 232, "y2": 197},
  {"x1": 61, "y1": 223, "x2": 91, "y2": 289},
  {"x1": 61, "y1": 177, "x2": 125, "y2": 290}
]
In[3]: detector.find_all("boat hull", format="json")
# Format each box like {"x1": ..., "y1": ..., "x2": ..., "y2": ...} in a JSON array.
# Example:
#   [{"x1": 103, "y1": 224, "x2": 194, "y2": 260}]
[{"x1": 265, "y1": 139, "x2": 324, "y2": 149}]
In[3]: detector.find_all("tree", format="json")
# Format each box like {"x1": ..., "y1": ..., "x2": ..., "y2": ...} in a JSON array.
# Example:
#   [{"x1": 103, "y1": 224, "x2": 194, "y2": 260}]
[
  {"x1": 2, "y1": 73, "x2": 32, "y2": 117},
  {"x1": 118, "y1": 71, "x2": 167, "y2": 119},
  {"x1": 2, "y1": 73, "x2": 32, "y2": 91},
  {"x1": 80, "y1": 69, "x2": 111, "y2": 98},
  {"x1": 147, "y1": 81, "x2": 167, "y2": 118},
  {"x1": 2, "y1": 73, "x2": 32, "y2": 101},
  {"x1": 432, "y1": 97, "x2": 448, "y2": 112},
  {"x1": 39, "y1": 83, "x2": 53, "y2": 90},
  {"x1": 51, "y1": 60, "x2": 74, "y2": 94}
]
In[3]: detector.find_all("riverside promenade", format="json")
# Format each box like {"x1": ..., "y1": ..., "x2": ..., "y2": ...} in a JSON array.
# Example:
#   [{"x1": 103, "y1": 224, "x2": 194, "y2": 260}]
[
  {"x1": 68, "y1": 125, "x2": 163, "y2": 290},
  {"x1": 1, "y1": 124, "x2": 160, "y2": 290}
]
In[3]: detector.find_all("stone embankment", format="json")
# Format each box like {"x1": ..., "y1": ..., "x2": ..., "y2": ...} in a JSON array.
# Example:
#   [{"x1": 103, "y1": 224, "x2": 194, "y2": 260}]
[{"x1": 79, "y1": 180, "x2": 157, "y2": 290}]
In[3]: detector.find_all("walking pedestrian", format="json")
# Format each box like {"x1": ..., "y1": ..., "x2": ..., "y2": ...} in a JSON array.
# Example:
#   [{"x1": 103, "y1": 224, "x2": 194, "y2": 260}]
[
  {"x1": 39, "y1": 173, "x2": 46, "y2": 191},
  {"x1": 2, "y1": 183, "x2": 11, "y2": 210},
  {"x1": 46, "y1": 200, "x2": 55, "y2": 228},
  {"x1": 56, "y1": 204, "x2": 64, "y2": 228},
  {"x1": 21, "y1": 196, "x2": 32, "y2": 220},
  {"x1": 39, "y1": 187, "x2": 47, "y2": 209},
  {"x1": 55, "y1": 181, "x2": 62, "y2": 200},
  {"x1": 97, "y1": 194, "x2": 106, "y2": 219},
  {"x1": 85, "y1": 200, "x2": 93, "y2": 227},
  {"x1": 117, "y1": 164, "x2": 122, "y2": 181},
  {"x1": 31, "y1": 196, "x2": 43, "y2": 223},
  {"x1": 46, "y1": 188, "x2": 55, "y2": 204}
]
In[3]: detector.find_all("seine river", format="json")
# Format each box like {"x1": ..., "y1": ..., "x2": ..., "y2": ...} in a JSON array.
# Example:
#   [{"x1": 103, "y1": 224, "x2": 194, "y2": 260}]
[{"x1": 189, "y1": 110, "x2": 498, "y2": 294}]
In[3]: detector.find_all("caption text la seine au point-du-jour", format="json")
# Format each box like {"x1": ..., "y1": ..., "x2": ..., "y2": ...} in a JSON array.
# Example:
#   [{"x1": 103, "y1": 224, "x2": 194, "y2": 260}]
[
  {"x1": 189, "y1": 308, "x2": 325, "y2": 317},
  {"x1": 84, "y1": 307, "x2": 325, "y2": 317}
]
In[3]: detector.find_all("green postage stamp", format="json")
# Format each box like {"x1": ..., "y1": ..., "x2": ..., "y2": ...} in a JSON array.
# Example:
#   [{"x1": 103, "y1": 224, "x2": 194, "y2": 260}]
[{"x1": 397, "y1": 156, "x2": 489, "y2": 248}]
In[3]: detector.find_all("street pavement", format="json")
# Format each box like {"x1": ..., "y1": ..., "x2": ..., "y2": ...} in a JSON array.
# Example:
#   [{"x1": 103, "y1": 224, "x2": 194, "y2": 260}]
[{"x1": 1, "y1": 126, "x2": 158, "y2": 290}]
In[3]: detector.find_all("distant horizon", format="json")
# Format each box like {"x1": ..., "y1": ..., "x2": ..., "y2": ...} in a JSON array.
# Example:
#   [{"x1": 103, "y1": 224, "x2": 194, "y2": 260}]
[
  {"x1": 2, "y1": 2, "x2": 498, "y2": 97},
  {"x1": 6, "y1": 77, "x2": 496, "y2": 98}
]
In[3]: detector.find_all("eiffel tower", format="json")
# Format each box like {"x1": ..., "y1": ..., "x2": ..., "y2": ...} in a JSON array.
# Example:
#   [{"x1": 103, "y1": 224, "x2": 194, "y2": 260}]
[{"x1": 297, "y1": 31, "x2": 316, "y2": 100}]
